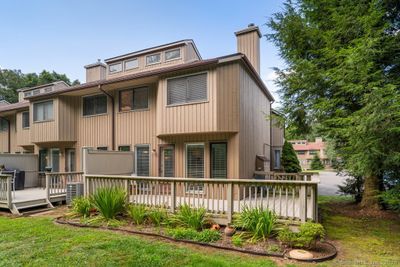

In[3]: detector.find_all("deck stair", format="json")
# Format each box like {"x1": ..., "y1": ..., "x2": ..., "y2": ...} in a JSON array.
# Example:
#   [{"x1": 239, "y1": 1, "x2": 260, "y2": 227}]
[{"x1": 11, "y1": 198, "x2": 54, "y2": 215}]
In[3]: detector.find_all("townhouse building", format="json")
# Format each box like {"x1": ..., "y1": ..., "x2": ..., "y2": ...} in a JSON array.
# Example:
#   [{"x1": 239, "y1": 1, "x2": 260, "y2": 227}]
[
  {"x1": 0, "y1": 25, "x2": 283, "y2": 180},
  {"x1": 289, "y1": 138, "x2": 332, "y2": 170}
]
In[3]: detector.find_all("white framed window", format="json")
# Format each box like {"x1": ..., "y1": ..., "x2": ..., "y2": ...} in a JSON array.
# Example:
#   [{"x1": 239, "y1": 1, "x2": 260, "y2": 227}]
[
  {"x1": 83, "y1": 94, "x2": 107, "y2": 116},
  {"x1": 124, "y1": 58, "x2": 138, "y2": 70},
  {"x1": 22, "y1": 111, "x2": 30, "y2": 128},
  {"x1": 165, "y1": 48, "x2": 181, "y2": 61},
  {"x1": 33, "y1": 100, "x2": 54, "y2": 122},
  {"x1": 135, "y1": 145, "x2": 150, "y2": 176},
  {"x1": 167, "y1": 73, "x2": 207, "y2": 105},
  {"x1": 146, "y1": 53, "x2": 161, "y2": 65},
  {"x1": 109, "y1": 62, "x2": 122, "y2": 73}
]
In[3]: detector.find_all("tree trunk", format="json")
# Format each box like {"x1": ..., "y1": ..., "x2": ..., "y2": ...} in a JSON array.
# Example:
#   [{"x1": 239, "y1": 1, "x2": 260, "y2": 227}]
[{"x1": 360, "y1": 175, "x2": 381, "y2": 210}]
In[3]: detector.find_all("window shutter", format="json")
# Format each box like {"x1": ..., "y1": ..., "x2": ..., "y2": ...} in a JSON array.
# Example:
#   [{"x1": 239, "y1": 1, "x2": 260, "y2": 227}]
[
  {"x1": 136, "y1": 146, "x2": 150, "y2": 176},
  {"x1": 187, "y1": 73, "x2": 207, "y2": 102},
  {"x1": 167, "y1": 77, "x2": 187, "y2": 105}
]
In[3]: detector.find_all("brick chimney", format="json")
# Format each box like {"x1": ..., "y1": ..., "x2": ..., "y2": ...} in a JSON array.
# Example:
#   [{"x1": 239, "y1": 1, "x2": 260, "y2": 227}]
[
  {"x1": 84, "y1": 59, "x2": 106, "y2": 83},
  {"x1": 235, "y1": 23, "x2": 262, "y2": 74}
]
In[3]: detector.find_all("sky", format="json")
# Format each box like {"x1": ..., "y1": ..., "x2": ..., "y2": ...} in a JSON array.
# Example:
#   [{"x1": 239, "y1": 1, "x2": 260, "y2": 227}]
[{"x1": 0, "y1": 0, "x2": 285, "y2": 105}]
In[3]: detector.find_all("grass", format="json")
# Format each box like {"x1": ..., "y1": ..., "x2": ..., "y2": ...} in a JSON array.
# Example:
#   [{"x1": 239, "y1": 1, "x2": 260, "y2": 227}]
[
  {"x1": 316, "y1": 195, "x2": 400, "y2": 267},
  {"x1": 0, "y1": 216, "x2": 278, "y2": 267}
]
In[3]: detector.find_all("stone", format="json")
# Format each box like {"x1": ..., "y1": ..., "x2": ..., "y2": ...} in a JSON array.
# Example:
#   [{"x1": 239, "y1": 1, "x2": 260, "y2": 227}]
[{"x1": 288, "y1": 249, "x2": 314, "y2": 260}]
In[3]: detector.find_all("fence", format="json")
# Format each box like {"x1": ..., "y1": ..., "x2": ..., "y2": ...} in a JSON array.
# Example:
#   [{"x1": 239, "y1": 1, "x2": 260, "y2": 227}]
[
  {"x1": 45, "y1": 172, "x2": 84, "y2": 199},
  {"x1": 85, "y1": 174, "x2": 318, "y2": 223}
]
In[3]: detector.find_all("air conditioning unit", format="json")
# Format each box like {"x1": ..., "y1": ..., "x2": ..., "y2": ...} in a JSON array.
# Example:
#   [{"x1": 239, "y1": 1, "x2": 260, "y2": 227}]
[{"x1": 66, "y1": 182, "x2": 84, "y2": 205}]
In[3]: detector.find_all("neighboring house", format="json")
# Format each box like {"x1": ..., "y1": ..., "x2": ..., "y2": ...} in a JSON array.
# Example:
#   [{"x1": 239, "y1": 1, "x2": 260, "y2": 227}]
[
  {"x1": 270, "y1": 109, "x2": 285, "y2": 171},
  {"x1": 0, "y1": 24, "x2": 277, "y2": 179},
  {"x1": 289, "y1": 138, "x2": 332, "y2": 170}
]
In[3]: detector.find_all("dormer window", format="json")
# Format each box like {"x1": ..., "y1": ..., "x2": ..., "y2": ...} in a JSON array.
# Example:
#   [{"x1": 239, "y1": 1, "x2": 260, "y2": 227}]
[
  {"x1": 125, "y1": 58, "x2": 138, "y2": 70},
  {"x1": 33, "y1": 89, "x2": 40, "y2": 96},
  {"x1": 109, "y1": 62, "x2": 122, "y2": 73},
  {"x1": 146, "y1": 53, "x2": 161, "y2": 65},
  {"x1": 24, "y1": 91, "x2": 32, "y2": 98},
  {"x1": 165, "y1": 49, "x2": 181, "y2": 61}
]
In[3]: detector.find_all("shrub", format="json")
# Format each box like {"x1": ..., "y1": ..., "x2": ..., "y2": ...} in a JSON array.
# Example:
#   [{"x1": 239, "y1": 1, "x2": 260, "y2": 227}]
[
  {"x1": 381, "y1": 185, "x2": 400, "y2": 212},
  {"x1": 148, "y1": 207, "x2": 168, "y2": 226},
  {"x1": 90, "y1": 187, "x2": 126, "y2": 220},
  {"x1": 128, "y1": 204, "x2": 148, "y2": 225},
  {"x1": 231, "y1": 234, "x2": 244, "y2": 247},
  {"x1": 170, "y1": 204, "x2": 207, "y2": 230},
  {"x1": 235, "y1": 206, "x2": 277, "y2": 242},
  {"x1": 71, "y1": 196, "x2": 92, "y2": 218},
  {"x1": 166, "y1": 228, "x2": 221, "y2": 243},
  {"x1": 281, "y1": 141, "x2": 302, "y2": 173},
  {"x1": 310, "y1": 154, "x2": 324, "y2": 170},
  {"x1": 278, "y1": 222, "x2": 325, "y2": 249}
]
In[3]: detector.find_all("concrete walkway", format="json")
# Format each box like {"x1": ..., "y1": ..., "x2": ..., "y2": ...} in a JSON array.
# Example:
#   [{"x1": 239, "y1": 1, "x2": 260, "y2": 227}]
[{"x1": 314, "y1": 171, "x2": 348, "y2": 196}]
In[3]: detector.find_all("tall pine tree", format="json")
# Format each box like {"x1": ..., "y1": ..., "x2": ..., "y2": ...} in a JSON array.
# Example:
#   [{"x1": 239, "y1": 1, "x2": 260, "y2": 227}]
[{"x1": 268, "y1": 0, "x2": 400, "y2": 210}]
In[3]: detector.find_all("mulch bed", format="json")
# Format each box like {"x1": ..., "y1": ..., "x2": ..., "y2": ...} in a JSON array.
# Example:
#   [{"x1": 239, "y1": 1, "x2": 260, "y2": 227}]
[{"x1": 55, "y1": 216, "x2": 337, "y2": 262}]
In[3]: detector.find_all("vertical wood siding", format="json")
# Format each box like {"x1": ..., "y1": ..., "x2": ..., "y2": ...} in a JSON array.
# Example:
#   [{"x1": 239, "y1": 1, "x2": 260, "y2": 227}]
[
  {"x1": 238, "y1": 64, "x2": 271, "y2": 178},
  {"x1": 16, "y1": 110, "x2": 31, "y2": 147},
  {"x1": 237, "y1": 31, "x2": 260, "y2": 74},
  {"x1": 30, "y1": 98, "x2": 59, "y2": 143}
]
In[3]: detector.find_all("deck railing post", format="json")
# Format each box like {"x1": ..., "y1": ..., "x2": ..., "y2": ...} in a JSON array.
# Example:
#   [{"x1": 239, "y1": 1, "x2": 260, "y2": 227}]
[
  {"x1": 45, "y1": 173, "x2": 50, "y2": 200},
  {"x1": 125, "y1": 179, "x2": 130, "y2": 204},
  {"x1": 6, "y1": 176, "x2": 12, "y2": 209},
  {"x1": 299, "y1": 184, "x2": 307, "y2": 222},
  {"x1": 227, "y1": 182, "x2": 234, "y2": 223},
  {"x1": 171, "y1": 180, "x2": 176, "y2": 213}
]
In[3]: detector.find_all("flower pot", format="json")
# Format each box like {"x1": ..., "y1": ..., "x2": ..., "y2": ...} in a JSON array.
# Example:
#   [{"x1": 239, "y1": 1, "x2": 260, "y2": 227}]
[
  {"x1": 224, "y1": 226, "x2": 236, "y2": 236},
  {"x1": 210, "y1": 224, "x2": 221, "y2": 231}
]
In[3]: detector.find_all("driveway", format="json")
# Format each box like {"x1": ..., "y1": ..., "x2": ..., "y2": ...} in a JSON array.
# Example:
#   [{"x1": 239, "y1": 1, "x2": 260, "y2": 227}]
[{"x1": 313, "y1": 171, "x2": 348, "y2": 196}]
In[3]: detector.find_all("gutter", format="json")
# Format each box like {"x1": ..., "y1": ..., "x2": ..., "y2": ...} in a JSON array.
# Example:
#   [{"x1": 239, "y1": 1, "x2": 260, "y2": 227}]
[{"x1": 98, "y1": 85, "x2": 115, "y2": 151}]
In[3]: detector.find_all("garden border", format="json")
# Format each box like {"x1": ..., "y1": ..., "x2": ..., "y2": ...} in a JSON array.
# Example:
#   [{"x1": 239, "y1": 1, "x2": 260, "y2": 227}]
[{"x1": 54, "y1": 217, "x2": 337, "y2": 262}]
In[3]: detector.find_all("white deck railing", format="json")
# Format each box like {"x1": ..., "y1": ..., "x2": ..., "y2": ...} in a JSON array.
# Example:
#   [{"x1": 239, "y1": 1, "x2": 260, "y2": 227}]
[
  {"x1": 46, "y1": 172, "x2": 84, "y2": 199},
  {"x1": 85, "y1": 174, "x2": 319, "y2": 223},
  {"x1": 0, "y1": 174, "x2": 12, "y2": 208}
]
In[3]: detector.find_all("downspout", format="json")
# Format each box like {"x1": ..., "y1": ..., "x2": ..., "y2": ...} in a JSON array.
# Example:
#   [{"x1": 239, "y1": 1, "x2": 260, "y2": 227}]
[
  {"x1": 0, "y1": 116, "x2": 11, "y2": 153},
  {"x1": 98, "y1": 85, "x2": 115, "y2": 151}
]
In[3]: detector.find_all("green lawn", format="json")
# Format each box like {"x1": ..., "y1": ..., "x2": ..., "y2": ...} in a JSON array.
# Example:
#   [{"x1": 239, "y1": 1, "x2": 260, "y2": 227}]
[
  {"x1": 1, "y1": 197, "x2": 398, "y2": 266},
  {"x1": 316, "y1": 196, "x2": 400, "y2": 267},
  {"x1": 0, "y1": 216, "x2": 278, "y2": 267}
]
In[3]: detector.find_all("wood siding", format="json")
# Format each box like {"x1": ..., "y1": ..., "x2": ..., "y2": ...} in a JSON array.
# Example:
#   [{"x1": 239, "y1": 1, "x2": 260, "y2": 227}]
[
  {"x1": 156, "y1": 69, "x2": 219, "y2": 135},
  {"x1": 238, "y1": 64, "x2": 271, "y2": 178},
  {"x1": 106, "y1": 44, "x2": 199, "y2": 80},
  {"x1": 30, "y1": 98, "x2": 59, "y2": 143},
  {"x1": 16, "y1": 110, "x2": 31, "y2": 147},
  {"x1": 237, "y1": 31, "x2": 260, "y2": 74}
]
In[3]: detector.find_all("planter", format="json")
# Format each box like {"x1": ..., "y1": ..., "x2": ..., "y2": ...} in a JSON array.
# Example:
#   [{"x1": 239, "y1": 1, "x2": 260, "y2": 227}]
[{"x1": 224, "y1": 226, "x2": 236, "y2": 236}]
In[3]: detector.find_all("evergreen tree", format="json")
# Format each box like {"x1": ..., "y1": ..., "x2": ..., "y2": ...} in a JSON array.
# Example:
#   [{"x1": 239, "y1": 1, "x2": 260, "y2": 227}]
[
  {"x1": 310, "y1": 154, "x2": 324, "y2": 170},
  {"x1": 267, "y1": 0, "x2": 400, "y2": 210},
  {"x1": 281, "y1": 141, "x2": 302, "y2": 173}
]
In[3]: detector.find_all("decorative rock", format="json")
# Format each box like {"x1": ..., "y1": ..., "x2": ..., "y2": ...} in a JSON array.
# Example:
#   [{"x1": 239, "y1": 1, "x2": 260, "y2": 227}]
[
  {"x1": 224, "y1": 226, "x2": 236, "y2": 236},
  {"x1": 288, "y1": 249, "x2": 314, "y2": 260}
]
